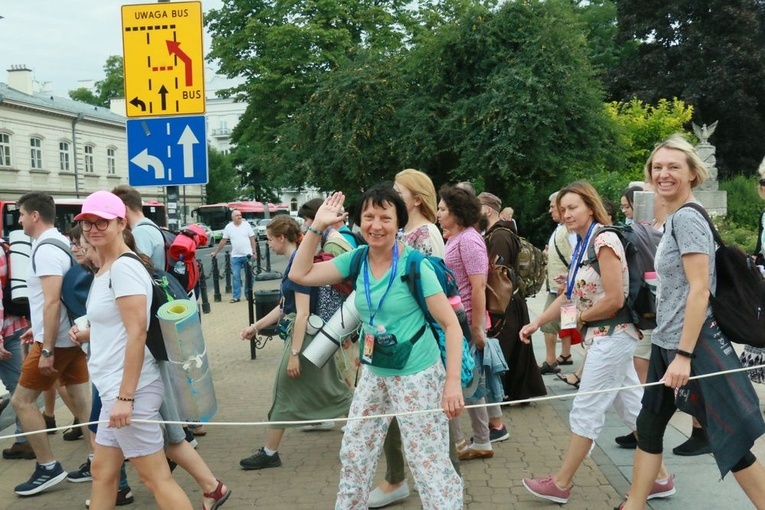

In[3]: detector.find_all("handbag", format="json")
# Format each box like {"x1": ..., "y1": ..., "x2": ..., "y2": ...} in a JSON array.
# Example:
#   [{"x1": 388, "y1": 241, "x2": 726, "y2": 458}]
[{"x1": 486, "y1": 255, "x2": 513, "y2": 315}]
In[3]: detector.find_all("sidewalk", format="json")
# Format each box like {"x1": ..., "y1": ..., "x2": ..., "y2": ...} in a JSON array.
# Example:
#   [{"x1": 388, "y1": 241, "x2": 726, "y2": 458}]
[{"x1": 0, "y1": 278, "x2": 763, "y2": 508}]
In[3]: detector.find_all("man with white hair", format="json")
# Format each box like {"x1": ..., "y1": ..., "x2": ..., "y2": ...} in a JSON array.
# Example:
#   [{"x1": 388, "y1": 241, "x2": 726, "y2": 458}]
[{"x1": 211, "y1": 210, "x2": 258, "y2": 303}]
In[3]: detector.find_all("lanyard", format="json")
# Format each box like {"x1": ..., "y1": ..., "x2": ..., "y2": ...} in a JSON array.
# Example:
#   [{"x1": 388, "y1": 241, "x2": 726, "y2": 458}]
[
  {"x1": 363, "y1": 242, "x2": 399, "y2": 326},
  {"x1": 565, "y1": 222, "x2": 598, "y2": 300}
]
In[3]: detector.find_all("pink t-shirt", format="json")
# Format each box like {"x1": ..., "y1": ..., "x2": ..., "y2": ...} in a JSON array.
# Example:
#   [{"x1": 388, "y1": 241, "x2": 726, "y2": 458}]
[{"x1": 444, "y1": 227, "x2": 488, "y2": 322}]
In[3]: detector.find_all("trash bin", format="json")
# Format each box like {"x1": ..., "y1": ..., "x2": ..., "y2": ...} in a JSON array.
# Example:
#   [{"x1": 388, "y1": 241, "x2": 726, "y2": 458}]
[{"x1": 255, "y1": 290, "x2": 280, "y2": 336}]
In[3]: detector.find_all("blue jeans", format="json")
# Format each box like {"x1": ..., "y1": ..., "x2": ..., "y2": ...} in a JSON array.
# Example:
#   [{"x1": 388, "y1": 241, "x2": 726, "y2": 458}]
[
  {"x1": 231, "y1": 256, "x2": 247, "y2": 299},
  {"x1": 0, "y1": 328, "x2": 27, "y2": 444}
]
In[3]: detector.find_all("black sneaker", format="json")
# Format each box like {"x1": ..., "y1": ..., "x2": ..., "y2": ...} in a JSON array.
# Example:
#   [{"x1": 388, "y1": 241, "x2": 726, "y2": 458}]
[
  {"x1": 539, "y1": 361, "x2": 560, "y2": 375},
  {"x1": 67, "y1": 458, "x2": 92, "y2": 482},
  {"x1": 43, "y1": 413, "x2": 57, "y2": 435},
  {"x1": 489, "y1": 424, "x2": 510, "y2": 443},
  {"x1": 63, "y1": 419, "x2": 84, "y2": 441},
  {"x1": 672, "y1": 434, "x2": 712, "y2": 456},
  {"x1": 615, "y1": 432, "x2": 638, "y2": 449},
  {"x1": 15, "y1": 461, "x2": 67, "y2": 496},
  {"x1": 240, "y1": 448, "x2": 282, "y2": 470}
]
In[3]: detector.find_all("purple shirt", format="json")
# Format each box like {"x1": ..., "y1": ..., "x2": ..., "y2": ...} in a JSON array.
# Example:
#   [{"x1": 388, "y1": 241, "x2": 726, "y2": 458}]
[{"x1": 444, "y1": 227, "x2": 488, "y2": 322}]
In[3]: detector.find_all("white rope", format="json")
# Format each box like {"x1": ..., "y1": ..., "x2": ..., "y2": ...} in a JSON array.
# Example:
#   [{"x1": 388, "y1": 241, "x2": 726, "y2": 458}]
[{"x1": 2, "y1": 362, "x2": 764, "y2": 442}]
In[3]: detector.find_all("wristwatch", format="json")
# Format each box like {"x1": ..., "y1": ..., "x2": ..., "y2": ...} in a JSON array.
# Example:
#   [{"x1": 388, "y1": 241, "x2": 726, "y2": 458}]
[
  {"x1": 41, "y1": 348, "x2": 53, "y2": 358},
  {"x1": 290, "y1": 349, "x2": 299, "y2": 357}
]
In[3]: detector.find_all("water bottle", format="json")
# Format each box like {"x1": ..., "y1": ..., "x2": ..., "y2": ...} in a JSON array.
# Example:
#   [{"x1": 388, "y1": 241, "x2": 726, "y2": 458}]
[
  {"x1": 376, "y1": 324, "x2": 395, "y2": 346},
  {"x1": 174, "y1": 254, "x2": 186, "y2": 275}
]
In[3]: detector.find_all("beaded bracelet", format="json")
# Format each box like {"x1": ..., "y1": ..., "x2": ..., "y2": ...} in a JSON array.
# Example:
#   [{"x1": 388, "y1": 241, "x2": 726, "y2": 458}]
[
  {"x1": 306, "y1": 225, "x2": 324, "y2": 236},
  {"x1": 116, "y1": 396, "x2": 135, "y2": 402}
]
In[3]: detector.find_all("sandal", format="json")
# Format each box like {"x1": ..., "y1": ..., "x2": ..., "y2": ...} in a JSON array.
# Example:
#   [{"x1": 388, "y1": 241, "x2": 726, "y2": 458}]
[
  {"x1": 203, "y1": 479, "x2": 231, "y2": 510},
  {"x1": 455, "y1": 439, "x2": 469, "y2": 456},
  {"x1": 556, "y1": 372, "x2": 580, "y2": 389},
  {"x1": 556, "y1": 354, "x2": 573, "y2": 365},
  {"x1": 539, "y1": 361, "x2": 560, "y2": 375}
]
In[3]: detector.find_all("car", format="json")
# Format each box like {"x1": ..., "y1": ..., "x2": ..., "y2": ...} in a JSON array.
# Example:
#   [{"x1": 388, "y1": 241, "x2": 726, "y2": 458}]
[
  {"x1": 183, "y1": 222, "x2": 215, "y2": 247},
  {"x1": 257, "y1": 219, "x2": 271, "y2": 239}
]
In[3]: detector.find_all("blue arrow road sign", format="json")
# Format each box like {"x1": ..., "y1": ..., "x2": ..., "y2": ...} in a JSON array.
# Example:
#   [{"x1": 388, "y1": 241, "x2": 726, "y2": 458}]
[{"x1": 126, "y1": 115, "x2": 208, "y2": 186}]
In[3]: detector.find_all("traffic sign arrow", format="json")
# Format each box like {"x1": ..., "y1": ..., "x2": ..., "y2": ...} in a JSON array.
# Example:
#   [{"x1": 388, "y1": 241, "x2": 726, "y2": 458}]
[
  {"x1": 166, "y1": 40, "x2": 193, "y2": 87},
  {"x1": 129, "y1": 97, "x2": 146, "y2": 112},
  {"x1": 158, "y1": 85, "x2": 169, "y2": 111},
  {"x1": 130, "y1": 148, "x2": 165, "y2": 179},
  {"x1": 177, "y1": 125, "x2": 200, "y2": 178}
]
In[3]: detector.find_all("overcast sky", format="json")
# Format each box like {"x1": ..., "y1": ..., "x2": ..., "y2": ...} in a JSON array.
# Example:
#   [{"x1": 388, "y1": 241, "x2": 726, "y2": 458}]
[{"x1": 0, "y1": 0, "x2": 225, "y2": 96}]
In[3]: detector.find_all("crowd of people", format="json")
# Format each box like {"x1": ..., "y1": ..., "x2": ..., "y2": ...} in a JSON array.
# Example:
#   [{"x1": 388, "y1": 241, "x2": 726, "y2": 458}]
[{"x1": 1, "y1": 133, "x2": 764, "y2": 509}]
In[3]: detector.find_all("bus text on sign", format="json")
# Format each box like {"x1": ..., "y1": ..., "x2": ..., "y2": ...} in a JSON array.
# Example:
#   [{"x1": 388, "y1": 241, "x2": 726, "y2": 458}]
[{"x1": 121, "y1": 1, "x2": 205, "y2": 118}]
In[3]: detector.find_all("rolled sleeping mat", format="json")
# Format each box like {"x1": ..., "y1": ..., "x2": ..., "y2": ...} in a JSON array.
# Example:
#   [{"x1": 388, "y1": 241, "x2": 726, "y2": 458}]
[
  {"x1": 303, "y1": 291, "x2": 362, "y2": 368},
  {"x1": 9, "y1": 230, "x2": 32, "y2": 304},
  {"x1": 157, "y1": 299, "x2": 217, "y2": 422}
]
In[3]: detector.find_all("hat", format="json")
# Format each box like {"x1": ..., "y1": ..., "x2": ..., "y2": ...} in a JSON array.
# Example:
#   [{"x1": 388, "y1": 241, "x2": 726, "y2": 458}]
[
  {"x1": 478, "y1": 192, "x2": 501, "y2": 212},
  {"x1": 74, "y1": 190, "x2": 126, "y2": 221},
  {"x1": 297, "y1": 198, "x2": 324, "y2": 220}
]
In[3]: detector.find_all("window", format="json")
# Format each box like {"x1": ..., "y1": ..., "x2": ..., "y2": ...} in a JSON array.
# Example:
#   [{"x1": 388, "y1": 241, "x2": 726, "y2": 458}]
[
  {"x1": 59, "y1": 142, "x2": 70, "y2": 172},
  {"x1": 84, "y1": 145, "x2": 94, "y2": 173},
  {"x1": 0, "y1": 133, "x2": 10, "y2": 167},
  {"x1": 107, "y1": 148, "x2": 116, "y2": 175},
  {"x1": 30, "y1": 137, "x2": 43, "y2": 169}
]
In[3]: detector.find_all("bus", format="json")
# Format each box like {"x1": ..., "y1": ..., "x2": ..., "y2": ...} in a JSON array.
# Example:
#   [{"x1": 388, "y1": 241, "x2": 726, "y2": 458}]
[
  {"x1": 1, "y1": 199, "x2": 167, "y2": 239},
  {"x1": 192, "y1": 200, "x2": 290, "y2": 242}
]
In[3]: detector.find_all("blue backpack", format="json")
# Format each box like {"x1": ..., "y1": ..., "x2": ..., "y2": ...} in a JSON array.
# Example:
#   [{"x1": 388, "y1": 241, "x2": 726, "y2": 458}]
[{"x1": 348, "y1": 246, "x2": 475, "y2": 387}]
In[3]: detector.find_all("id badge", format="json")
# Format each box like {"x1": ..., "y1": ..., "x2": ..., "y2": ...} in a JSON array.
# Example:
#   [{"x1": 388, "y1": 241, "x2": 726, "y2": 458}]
[
  {"x1": 560, "y1": 301, "x2": 578, "y2": 330},
  {"x1": 362, "y1": 332, "x2": 375, "y2": 364}
]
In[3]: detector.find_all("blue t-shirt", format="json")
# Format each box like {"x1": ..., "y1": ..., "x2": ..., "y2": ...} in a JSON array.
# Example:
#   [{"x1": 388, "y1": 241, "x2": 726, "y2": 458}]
[
  {"x1": 282, "y1": 252, "x2": 314, "y2": 314},
  {"x1": 332, "y1": 244, "x2": 442, "y2": 376}
]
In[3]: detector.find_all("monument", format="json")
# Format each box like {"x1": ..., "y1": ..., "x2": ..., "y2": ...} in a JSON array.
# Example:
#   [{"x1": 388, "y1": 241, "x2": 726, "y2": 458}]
[{"x1": 692, "y1": 121, "x2": 727, "y2": 216}]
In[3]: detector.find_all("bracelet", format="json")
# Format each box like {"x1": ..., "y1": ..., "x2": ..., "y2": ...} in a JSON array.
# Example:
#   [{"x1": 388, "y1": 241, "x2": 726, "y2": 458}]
[
  {"x1": 306, "y1": 225, "x2": 324, "y2": 236},
  {"x1": 116, "y1": 396, "x2": 135, "y2": 402},
  {"x1": 676, "y1": 349, "x2": 696, "y2": 359}
]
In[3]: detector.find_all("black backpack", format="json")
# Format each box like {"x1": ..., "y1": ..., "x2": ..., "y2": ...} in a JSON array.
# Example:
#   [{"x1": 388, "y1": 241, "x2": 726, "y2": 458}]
[
  {"x1": 138, "y1": 222, "x2": 200, "y2": 293},
  {"x1": 672, "y1": 203, "x2": 765, "y2": 348},
  {"x1": 584, "y1": 223, "x2": 663, "y2": 331},
  {"x1": 112, "y1": 253, "x2": 189, "y2": 361},
  {"x1": 1, "y1": 238, "x2": 32, "y2": 319}
]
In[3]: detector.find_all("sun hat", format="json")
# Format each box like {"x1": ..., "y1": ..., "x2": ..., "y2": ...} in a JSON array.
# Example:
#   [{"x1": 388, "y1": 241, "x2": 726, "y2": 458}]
[{"x1": 74, "y1": 190, "x2": 126, "y2": 221}]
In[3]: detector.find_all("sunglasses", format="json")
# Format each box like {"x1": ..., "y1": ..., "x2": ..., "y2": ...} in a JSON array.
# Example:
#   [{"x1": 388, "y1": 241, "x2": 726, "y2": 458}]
[{"x1": 760, "y1": 178, "x2": 765, "y2": 187}]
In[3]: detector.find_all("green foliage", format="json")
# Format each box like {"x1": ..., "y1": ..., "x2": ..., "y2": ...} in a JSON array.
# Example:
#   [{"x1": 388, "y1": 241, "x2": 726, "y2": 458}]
[
  {"x1": 714, "y1": 218, "x2": 757, "y2": 255},
  {"x1": 205, "y1": 146, "x2": 240, "y2": 204},
  {"x1": 609, "y1": 0, "x2": 765, "y2": 177},
  {"x1": 67, "y1": 56, "x2": 124, "y2": 108},
  {"x1": 605, "y1": 98, "x2": 696, "y2": 178},
  {"x1": 720, "y1": 175, "x2": 764, "y2": 229}
]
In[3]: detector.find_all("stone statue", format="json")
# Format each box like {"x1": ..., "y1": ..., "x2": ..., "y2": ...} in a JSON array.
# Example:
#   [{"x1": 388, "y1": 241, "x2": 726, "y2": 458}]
[{"x1": 692, "y1": 121, "x2": 718, "y2": 144}]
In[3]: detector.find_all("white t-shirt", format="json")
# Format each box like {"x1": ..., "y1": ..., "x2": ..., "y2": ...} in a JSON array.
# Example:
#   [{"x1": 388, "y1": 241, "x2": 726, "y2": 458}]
[
  {"x1": 87, "y1": 255, "x2": 159, "y2": 400},
  {"x1": 28, "y1": 228, "x2": 74, "y2": 347},
  {"x1": 222, "y1": 221, "x2": 255, "y2": 258}
]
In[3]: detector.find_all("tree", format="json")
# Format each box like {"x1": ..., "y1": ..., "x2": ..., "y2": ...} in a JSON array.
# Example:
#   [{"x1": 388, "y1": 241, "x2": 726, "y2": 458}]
[
  {"x1": 204, "y1": 0, "x2": 490, "y2": 193},
  {"x1": 68, "y1": 56, "x2": 124, "y2": 108},
  {"x1": 205, "y1": 146, "x2": 240, "y2": 204},
  {"x1": 609, "y1": 0, "x2": 765, "y2": 177}
]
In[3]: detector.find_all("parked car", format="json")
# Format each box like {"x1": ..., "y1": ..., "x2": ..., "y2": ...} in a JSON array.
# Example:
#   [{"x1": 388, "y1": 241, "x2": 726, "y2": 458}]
[{"x1": 257, "y1": 218, "x2": 271, "y2": 239}]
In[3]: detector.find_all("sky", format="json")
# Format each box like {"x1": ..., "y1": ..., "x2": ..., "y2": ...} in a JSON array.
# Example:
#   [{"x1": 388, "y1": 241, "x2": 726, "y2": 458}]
[{"x1": 0, "y1": 0, "x2": 225, "y2": 97}]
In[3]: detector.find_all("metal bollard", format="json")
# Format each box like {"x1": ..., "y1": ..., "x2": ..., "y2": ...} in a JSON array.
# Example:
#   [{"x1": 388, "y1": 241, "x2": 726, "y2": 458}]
[
  {"x1": 211, "y1": 255, "x2": 222, "y2": 303},
  {"x1": 199, "y1": 261, "x2": 211, "y2": 314},
  {"x1": 254, "y1": 239, "x2": 263, "y2": 275},
  {"x1": 224, "y1": 251, "x2": 232, "y2": 294},
  {"x1": 245, "y1": 257, "x2": 257, "y2": 359},
  {"x1": 264, "y1": 240, "x2": 272, "y2": 272}
]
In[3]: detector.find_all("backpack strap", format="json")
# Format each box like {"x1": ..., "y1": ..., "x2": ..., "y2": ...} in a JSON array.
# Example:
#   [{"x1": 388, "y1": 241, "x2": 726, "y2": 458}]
[
  {"x1": 31, "y1": 238, "x2": 75, "y2": 274},
  {"x1": 670, "y1": 202, "x2": 723, "y2": 247},
  {"x1": 553, "y1": 237, "x2": 570, "y2": 269},
  {"x1": 347, "y1": 245, "x2": 369, "y2": 290}
]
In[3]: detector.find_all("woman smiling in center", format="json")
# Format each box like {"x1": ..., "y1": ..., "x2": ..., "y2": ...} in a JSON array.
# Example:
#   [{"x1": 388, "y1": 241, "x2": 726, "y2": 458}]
[{"x1": 289, "y1": 184, "x2": 464, "y2": 510}]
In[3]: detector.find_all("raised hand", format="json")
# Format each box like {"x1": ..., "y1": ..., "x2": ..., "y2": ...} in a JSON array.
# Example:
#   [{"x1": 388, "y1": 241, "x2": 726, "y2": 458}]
[{"x1": 313, "y1": 192, "x2": 347, "y2": 231}]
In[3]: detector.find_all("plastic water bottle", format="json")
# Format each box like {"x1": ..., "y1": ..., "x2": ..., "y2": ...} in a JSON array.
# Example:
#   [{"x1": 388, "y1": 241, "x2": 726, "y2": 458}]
[
  {"x1": 174, "y1": 254, "x2": 186, "y2": 275},
  {"x1": 376, "y1": 324, "x2": 395, "y2": 346}
]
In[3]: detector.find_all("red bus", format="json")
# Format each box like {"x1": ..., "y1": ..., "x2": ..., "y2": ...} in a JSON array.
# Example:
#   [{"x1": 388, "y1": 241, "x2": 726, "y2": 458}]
[{"x1": 0, "y1": 199, "x2": 167, "y2": 239}]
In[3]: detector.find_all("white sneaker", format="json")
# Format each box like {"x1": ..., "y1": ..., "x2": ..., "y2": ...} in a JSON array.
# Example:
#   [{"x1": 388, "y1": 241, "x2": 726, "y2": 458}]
[
  {"x1": 299, "y1": 421, "x2": 334, "y2": 431},
  {"x1": 368, "y1": 482, "x2": 410, "y2": 508}
]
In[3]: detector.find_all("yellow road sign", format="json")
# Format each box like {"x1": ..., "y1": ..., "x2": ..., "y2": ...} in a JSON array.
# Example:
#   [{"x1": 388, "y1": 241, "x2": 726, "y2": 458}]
[{"x1": 121, "y1": 1, "x2": 205, "y2": 117}]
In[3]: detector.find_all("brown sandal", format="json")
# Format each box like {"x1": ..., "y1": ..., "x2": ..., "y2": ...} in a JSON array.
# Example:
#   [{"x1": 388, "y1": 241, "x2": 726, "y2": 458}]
[
  {"x1": 203, "y1": 479, "x2": 231, "y2": 510},
  {"x1": 556, "y1": 354, "x2": 573, "y2": 365},
  {"x1": 556, "y1": 372, "x2": 580, "y2": 389}
]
